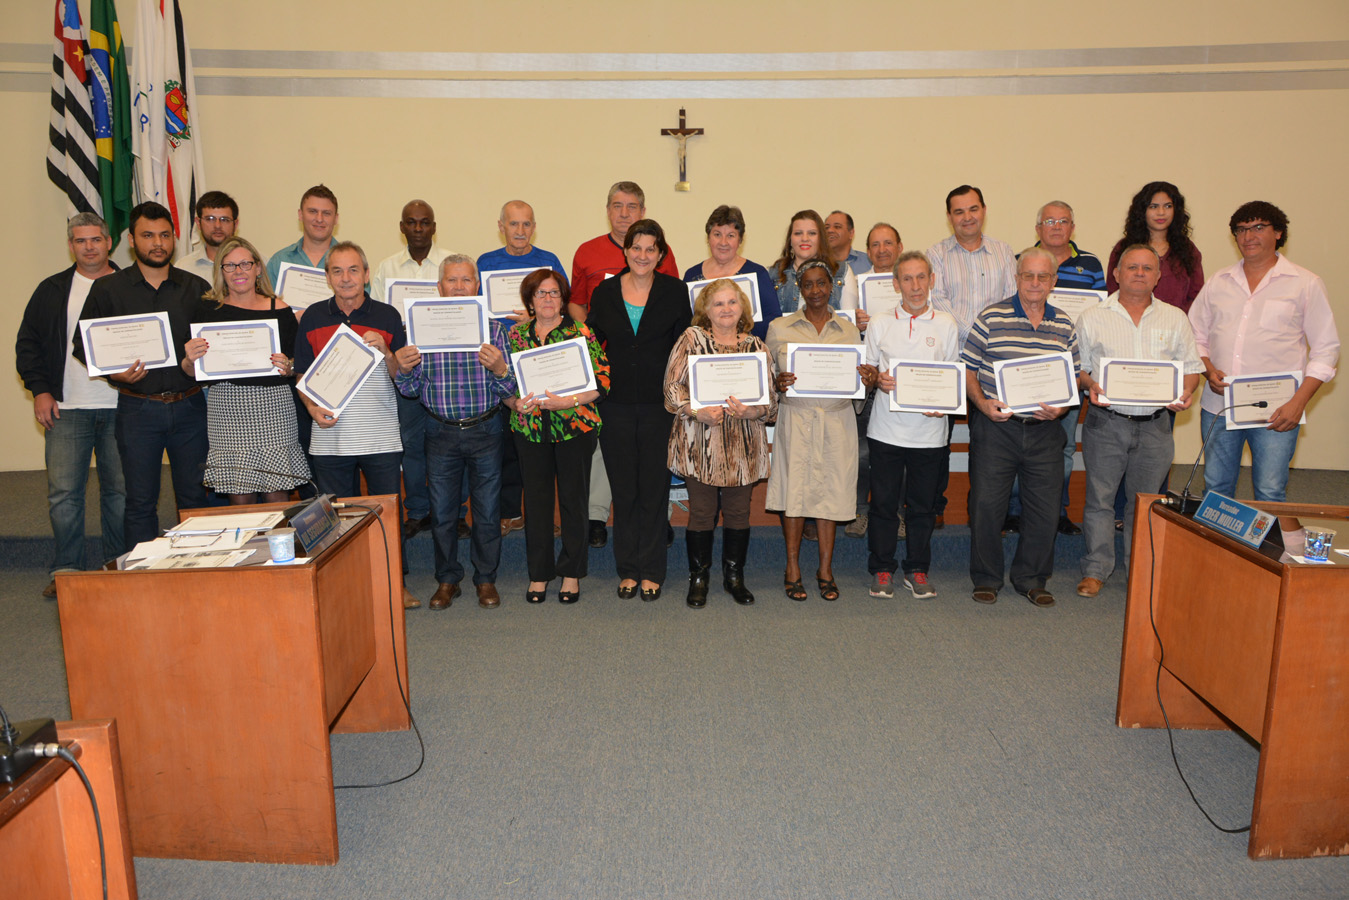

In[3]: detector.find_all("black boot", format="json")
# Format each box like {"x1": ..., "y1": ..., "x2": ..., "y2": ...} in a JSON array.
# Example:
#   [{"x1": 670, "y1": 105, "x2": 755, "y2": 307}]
[
  {"x1": 721, "y1": 528, "x2": 755, "y2": 605},
  {"x1": 686, "y1": 529, "x2": 714, "y2": 608}
]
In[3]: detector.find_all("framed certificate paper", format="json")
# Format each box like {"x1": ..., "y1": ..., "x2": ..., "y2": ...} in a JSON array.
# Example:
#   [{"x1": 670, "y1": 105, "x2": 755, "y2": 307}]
[
  {"x1": 385, "y1": 279, "x2": 439, "y2": 319},
  {"x1": 275, "y1": 263, "x2": 333, "y2": 311},
  {"x1": 404, "y1": 297, "x2": 490, "y2": 353},
  {"x1": 1047, "y1": 288, "x2": 1106, "y2": 324},
  {"x1": 1224, "y1": 371, "x2": 1303, "y2": 430},
  {"x1": 685, "y1": 274, "x2": 764, "y2": 322},
  {"x1": 857, "y1": 272, "x2": 902, "y2": 317},
  {"x1": 687, "y1": 352, "x2": 771, "y2": 409},
  {"x1": 190, "y1": 320, "x2": 282, "y2": 381},
  {"x1": 833, "y1": 309, "x2": 858, "y2": 327},
  {"x1": 296, "y1": 324, "x2": 383, "y2": 417},
  {"x1": 888, "y1": 359, "x2": 966, "y2": 415},
  {"x1": 993, "y1": 351, "x2": 1078, "y2": 414},
  {"x1": 481, "y1": 267, "x2": 541, "y2": 317},
  {"x1": 1097, "y1": 358, "x2": 1182, "y2": 407},
  {"x1": 79, "y1": 312, "x2": 176, "y2": 376},
  {"x1": 511, "y1": 336, "x2": 597, "y2": 398},
  {"x1": 785, "y1": 343, "x2": 864, "y2": 399}
]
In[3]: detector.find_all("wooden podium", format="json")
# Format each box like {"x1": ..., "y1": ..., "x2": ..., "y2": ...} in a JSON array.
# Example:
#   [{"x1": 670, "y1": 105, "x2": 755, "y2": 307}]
[
  {"x1": 1117, "y1": 496, "x2": 1349, "y2": 859},
  {"x1": 55, "y1": 495, "x2": 410, "y2": 865}
]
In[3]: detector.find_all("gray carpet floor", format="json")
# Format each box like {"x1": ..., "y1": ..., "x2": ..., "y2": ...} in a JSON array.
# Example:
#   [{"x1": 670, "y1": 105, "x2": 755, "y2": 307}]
[{"x1": 2, "y1": 467, "x2": 1347, "y2": 899}]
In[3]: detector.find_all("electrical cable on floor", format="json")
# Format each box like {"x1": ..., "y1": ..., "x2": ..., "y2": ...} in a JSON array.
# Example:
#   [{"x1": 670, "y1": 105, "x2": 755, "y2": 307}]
[{"x1": 1145, "y1": 499, "x2": 1251, "y2": 834}]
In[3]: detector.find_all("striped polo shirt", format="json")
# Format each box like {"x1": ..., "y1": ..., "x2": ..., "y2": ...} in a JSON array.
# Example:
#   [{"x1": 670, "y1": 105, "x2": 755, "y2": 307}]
[{"x1": 962, "y1": 295, "x2": 1080, "y2": 401}]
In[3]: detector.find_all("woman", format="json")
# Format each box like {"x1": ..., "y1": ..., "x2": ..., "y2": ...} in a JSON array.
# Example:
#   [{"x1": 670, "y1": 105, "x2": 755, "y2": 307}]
[
  {"x1": 683, "y1": 205, "x2": 782, "y2": 339},
  {"x1": 768, "y1": 210, "x2": 858, "y2": 315},
  {"x1": 766, "y1": 258, "x2": 873, "y2": 601},
  {"x1": 182, "y1": 236, "x2": 309, "y2": 503},
  {"x1": 587, "y1": 219, "x2": 691, "y2": 600},
  {"x1": 1106, "y1": 181, "x2": 1204, "y2": 313},
  {"x1": 507, "y1": 269, "x2": 609, "y2": 604},
  {"x1": 664, "y1": 279, "x2": 778, "y2": 608}
]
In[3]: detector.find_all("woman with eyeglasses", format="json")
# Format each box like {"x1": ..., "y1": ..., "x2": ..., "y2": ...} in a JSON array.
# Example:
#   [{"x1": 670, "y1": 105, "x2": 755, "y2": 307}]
[
  {"x1": 181, "y1": 236, "x2": 310, "y2": 503},
  {"x1": 507, "y1": 269, "x2": 610, "y2": 604},
  {"x1": 1106, "y1": 181, "x2": 1204, "y2": 314},
  {"x1": 586, "y1": 219, "x2": 692, "y2": 601}
]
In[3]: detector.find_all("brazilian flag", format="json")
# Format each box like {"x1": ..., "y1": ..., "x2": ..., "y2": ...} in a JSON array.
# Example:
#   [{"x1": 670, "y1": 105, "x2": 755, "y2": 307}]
[{"x1": 88, "y1": 0, "x2": 131, "y2": 247}]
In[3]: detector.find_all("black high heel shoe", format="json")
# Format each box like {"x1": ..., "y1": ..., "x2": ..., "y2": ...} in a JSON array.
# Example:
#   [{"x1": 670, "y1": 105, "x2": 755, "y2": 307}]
[
  {"x1": 558, "y1": 582, "x2": 580, "y2": 604},
  {"x1": 526, "y1": 583, "x2": 548, "y2": 604}
]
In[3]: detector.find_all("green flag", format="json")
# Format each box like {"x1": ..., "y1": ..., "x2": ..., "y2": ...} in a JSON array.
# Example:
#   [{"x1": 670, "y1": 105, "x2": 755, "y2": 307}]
[{"x1": 88, "y1": 0, "x2": 132, "y2": 247}]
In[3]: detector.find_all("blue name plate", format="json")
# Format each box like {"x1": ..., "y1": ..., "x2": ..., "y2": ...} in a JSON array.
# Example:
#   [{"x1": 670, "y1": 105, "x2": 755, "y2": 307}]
[{"x1": 1193, "y1": 492, "x2": 1276, "y2": 548}]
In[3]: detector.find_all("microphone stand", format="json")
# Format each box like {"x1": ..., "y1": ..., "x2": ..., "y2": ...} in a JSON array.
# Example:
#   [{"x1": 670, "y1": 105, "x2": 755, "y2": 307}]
[{"x1": 1162, "y1": 399, "x2": 1269, "y2": 514}]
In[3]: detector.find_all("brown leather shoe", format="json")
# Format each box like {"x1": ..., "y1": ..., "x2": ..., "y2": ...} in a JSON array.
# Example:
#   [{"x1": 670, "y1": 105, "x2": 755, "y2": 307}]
[
  {"x1": 500, "y1": 516, "x2": 524, "y2": 537},
  {"x1": 430, "y1": 582, "x2": 460, "y2": 610},
  {"x1": 1076, "y1": 577, "x2": 1103, "y2": 598},
  {"x1": 476, "y1": 583, "x2": 500, "y2": 609},
  {"x1": 402, "y1": 586, "x2": 420, "y2": 609}
]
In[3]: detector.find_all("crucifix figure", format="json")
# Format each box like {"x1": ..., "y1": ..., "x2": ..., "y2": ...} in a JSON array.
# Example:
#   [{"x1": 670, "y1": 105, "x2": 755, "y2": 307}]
[{"x1": 660, "y1": 107, "x2": 704, "y2": 192}]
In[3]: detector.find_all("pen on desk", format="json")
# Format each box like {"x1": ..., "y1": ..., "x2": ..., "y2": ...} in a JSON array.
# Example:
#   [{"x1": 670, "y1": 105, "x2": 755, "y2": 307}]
[{"x1": 235, "y1": 528, "x2": 241, "y2": 542}]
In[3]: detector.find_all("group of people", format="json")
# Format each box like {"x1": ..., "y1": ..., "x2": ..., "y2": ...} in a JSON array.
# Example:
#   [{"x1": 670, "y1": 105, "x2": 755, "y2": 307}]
[{"x1": 18, "y1": 178, "x2": 1338, "y2": 611}]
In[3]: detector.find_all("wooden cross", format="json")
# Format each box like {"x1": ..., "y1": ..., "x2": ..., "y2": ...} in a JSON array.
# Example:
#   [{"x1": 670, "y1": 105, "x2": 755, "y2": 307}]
[{"x1": 660, "y1": 107, "x2": 704, "y2": 191}]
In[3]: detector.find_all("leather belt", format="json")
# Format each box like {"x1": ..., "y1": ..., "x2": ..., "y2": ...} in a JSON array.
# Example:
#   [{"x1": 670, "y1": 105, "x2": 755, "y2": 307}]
[
  {"x1": 1104, "y1": 407, "x2": 1165, "y2": 422},
  {"x1": 1008, "y1": 414, "x2": 1050, "y2": 425},
  {"x1": 116, "y1": 385, "x2": 202, "y2": 403},
  {"x1": 427, "y1": 406, "x2": 498, "y2": 428}
]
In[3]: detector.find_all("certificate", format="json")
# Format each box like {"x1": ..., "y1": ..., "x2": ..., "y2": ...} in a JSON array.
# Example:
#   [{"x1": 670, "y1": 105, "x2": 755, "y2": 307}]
[
  {"x1": 857, "y1": 272, "x2": 902, "y2": 317},
  {"x1": 833, "y1": 309, "x2": 858, "y2": 327},
  {"x1": 993, "y1": 351, "x2": 1078, "y2": 413},
  {"x1": 481, "y1": 267, "x2": 541, "y2": 317},
  {"x1": 296, "y1": 324, "x2": 383, "y2": 417},
  {"x1": 275, "y1": 263, "x2": 333, "y2": 311},
  {"x1": 405, "y1": 297, "x2": 490, "y2": 353},
  {"x1": 1097, "y1": 358, "x2": 1182, "y2": 407},
  {"x1": 190, "y1": 319, "x2": 282, "y2": 381},
  {"x1": 888, "y1": 359, "x2": 966, "y2": 415},
  {"x1": 686, "y1": 274, "x2": 764, "y2": 322},
  {"x1": 385, "y1": 279, "x2": 439, "y2": 320},
  {"x1": 688, "y1": 352, "x2": 771, "y2": 409},
  {"x1": 785, "y1": 343, "x2": 864, "y2": 399},
  {"x1": 1048, "y1": 288, "x2": 1106, "y2": 324},
  {"x1": 511, "y1": 336, "x2": 597, "y2": 398},
  {"x1": 1224, "y1": 371, "x2": 1303, "y2": 430},
  {"x1": 79, "y1": 311, "x2": 175, "y2": 376}
]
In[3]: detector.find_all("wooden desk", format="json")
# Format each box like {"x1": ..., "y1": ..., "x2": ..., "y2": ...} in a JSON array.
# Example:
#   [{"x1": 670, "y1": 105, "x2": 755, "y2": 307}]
[
  {"x1": 56, "y1": 495, "x2": 409, "y2": 865},
  {"x1": 0, "y1": 720, "x2": 137, "y2": 899},
  {"x1": 1117, "y1": 496, "x2": 1349, "y2": 859}
]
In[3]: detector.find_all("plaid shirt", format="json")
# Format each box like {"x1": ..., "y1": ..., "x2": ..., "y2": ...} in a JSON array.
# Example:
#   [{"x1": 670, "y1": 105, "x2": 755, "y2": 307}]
[{"x1": 394, "y1": 317, "x2": 516, "y2": 419}]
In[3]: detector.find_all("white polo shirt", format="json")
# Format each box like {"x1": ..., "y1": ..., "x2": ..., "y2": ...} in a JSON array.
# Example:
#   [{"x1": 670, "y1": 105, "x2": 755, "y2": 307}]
[{"x1": 864, "y1": 305, "x2": 960, "y2": 448}]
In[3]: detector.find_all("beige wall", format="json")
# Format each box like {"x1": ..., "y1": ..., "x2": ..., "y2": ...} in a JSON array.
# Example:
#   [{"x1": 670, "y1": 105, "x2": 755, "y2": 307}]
[{"x1": 4, "y1": 0, "x2": 1346, "y2": 470}]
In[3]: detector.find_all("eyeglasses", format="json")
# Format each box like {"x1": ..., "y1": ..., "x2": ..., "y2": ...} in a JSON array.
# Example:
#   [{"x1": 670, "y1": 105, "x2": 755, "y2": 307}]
[
  {"x1": 1018, "y1": 272, "x2": 1054, "y2": 283},
  {"x1": 533, "y1": 289, "x2": 561, "y2": 299},
  {"x1": 201, "y1": 215, "x2": 234, "y2": 225},
  {"x1": 1039, "y1": 217, "x2": 1072, "y2": 227},
  {"x1": 1233, "y1": 223, "x2": 1272, "y2": 236},
  {"x1": 221, "y1": 260, "x2": 256, "y2": 274}
]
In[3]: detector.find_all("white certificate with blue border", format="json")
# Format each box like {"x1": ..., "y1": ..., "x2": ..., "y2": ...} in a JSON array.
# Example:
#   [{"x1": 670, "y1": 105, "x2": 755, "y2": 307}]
[
  {"x1": 385, "y1": 278, "x2": 439, "y2": 320},
  {"x1": 405, "y1": 297, "x2": 491, "y2": 353},
  {"x1": 888, "y1": 359, "x2": 966, "y2": 414},
  {"x1": 190, "y1": 319, "x2": 282, "y2": 381},
  {"x1": 275, "y1": 263, "x2": 332, "y2": 311},
  {"x1": 482, "y1": 267, "x2": 543, "y2": 317},
  {"x1": 511, "y1": 336, "x2": 596, "y2": 398},
  {"x1": 785, "y1": 343, "x2": 864, "y2": 399},
  {"x1": 1047, "y1": 288, "x2": 1106, "y2": 324},
  {"x1": 79, "y1": 311, "x2": 176, "y2": 376},
  {"x1": 1224, "y1": 371, "x2": 1303, "y2": 430},
  {"x1": 688, "y1": 352, "x2": 770, "y2": 409},
  {"x1": 857, "y1": 272, "x2": 902, "y2": 317},
  {"x1": 296, "y1": 324, "x2": 383, "y2": 417},
  {"x1": 1097, "y1": 358, "x2": 1182, "y2": 407},
  {"x1": 993, "y1": 351, "x2": 1077, "y2": 414},
  {"x1": 686, "y1": 274, "x2": 763, "y2": 322}
]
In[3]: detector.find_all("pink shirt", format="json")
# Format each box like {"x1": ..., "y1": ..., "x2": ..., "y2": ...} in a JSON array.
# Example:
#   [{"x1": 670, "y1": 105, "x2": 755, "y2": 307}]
[{"x1": 1188, "y1": 254, "x2": 1339, "y2": 415}]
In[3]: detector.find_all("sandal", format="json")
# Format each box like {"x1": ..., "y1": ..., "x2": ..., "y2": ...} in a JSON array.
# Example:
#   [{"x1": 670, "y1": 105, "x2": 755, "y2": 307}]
[
  {"x1": 816, "y1": 572, "x2": 840, "y2": 601},
  {"x1": 784, "y1": 573, "x2": 808, "y2": 602}
]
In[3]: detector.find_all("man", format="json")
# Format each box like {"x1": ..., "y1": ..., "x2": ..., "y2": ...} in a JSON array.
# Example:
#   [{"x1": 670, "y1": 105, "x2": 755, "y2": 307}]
[
  {"x1": 1189, "y1": 201, "x2": 1338, "y2": 502},
  {"x1": 72, "y1": 201, "x2": 211, "y2": 547},
  {"x1": 266, "y1": 184, "x2": 339, "y2": 285},
  {"x1": 928, "y1": 185, "x2": 1018, "y2": 528},
  {"x1": 569, "y1": 181, "x2": 678, "y2": 546},
  {"x1": 177, "y1": 191, "x2": 239, "y2": 279},
  {"x1": 1075, "y1": 245, "x2": 1203, "y2": 598},
  {"x1": 476, "y1": 199, "x2": 565, "y2": 535},
  {"x1": 825, "y1": 210, "x2": 871, "y2": 277},
  {"x1": 17, "y1": 213, "x2": 125, "y2": 597},
  {"x1": 866, "y1": 223, "x2": 903, "y2": 277},
  {"x1": 863, "y1": 251, "x2": 960, "y2": 599},
  {"x1": 293, "y1": 241, "x2": 419, "y2": 609},
  {"x1": 394, "y1": 256, "x2": 516, "y2": 610},
  {"x1": 369, "y1": 200, "x2": 451, "y2": 539},
  {"x1": 962, "y1": 248, "x2": 1079, "y2": 607}
]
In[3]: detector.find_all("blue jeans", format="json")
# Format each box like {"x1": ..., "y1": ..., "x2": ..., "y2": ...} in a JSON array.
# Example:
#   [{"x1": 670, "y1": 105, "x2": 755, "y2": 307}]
[
  {"x1": 397, "y1": 391, "x2": 430, "y2": 520},
  {"x1": 115, "y1": 392, "x2": 209, "y2": 547},
  {"x1": 425, "y1": 413, "x2": 503, "y2": 585},
  {"x1": 46, "y1": 406, "x2": 125, "y2": 573},
  {"x1": 1200, "y1": 410, "x2": 1299, "y2": 502},
  {"x1": 310, "y1": 451, "x2": 404, "y2": 500}
]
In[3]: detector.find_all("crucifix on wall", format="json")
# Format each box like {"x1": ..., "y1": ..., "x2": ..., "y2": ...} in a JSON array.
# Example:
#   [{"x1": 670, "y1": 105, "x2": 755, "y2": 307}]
[{"x1": 660, "y1": 107, "x2": 704, "y2": 192}]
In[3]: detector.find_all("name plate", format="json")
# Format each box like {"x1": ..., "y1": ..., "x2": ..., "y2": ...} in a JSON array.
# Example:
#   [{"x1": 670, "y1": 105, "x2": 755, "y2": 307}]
[{"x1": 1193, "y1": 492, "x2": 1276, "y2": 549}]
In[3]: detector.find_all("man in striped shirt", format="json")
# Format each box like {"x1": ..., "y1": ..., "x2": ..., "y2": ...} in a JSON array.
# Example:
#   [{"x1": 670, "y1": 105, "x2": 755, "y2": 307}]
[{"x1": 962, "y1": 248, "x2": 1080, "y2": 607}]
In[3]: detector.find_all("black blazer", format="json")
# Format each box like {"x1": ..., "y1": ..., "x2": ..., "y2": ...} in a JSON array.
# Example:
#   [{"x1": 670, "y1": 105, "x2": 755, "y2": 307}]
[
  {"x1": 587, "y1": 270, "x2": 692, "y2": 406},
  {"x1": 16, "y1": 263, "x2": 119, "y2": 401}
]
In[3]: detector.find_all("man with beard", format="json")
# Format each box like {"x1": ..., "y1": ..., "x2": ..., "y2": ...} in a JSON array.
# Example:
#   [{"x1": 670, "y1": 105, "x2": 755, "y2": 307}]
[{"x1": 177, "y1": 191, "x2": 239, "y2": 279}]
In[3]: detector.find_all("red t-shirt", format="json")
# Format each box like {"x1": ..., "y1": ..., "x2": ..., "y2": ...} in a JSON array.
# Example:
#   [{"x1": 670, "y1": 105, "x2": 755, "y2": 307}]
[{"x1": 569, "y1": 233, "x2": 679, "y2": 310}]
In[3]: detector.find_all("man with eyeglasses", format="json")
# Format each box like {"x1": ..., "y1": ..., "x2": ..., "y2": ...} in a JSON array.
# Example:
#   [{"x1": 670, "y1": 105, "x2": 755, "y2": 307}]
[
  {"x1": 962, "y1": 248, "x2": 1080, "y2": 608},
  {"x1": 1188, "y1": 201, "x2": 1338, "y2": 502},
  {"x1": 178, "y1": 191, "x2": 239, "y2": 278}
]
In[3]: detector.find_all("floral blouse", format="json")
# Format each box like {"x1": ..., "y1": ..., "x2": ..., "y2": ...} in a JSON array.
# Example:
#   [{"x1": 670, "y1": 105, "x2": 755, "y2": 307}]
[{"x1": 507, "y1": 316, "x2": 610, "y2": 443}]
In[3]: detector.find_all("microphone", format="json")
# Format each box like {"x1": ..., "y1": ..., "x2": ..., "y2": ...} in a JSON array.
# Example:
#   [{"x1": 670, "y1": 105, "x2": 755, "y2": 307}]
[{"x1": 1162, "y1": 399, "x2": 1269, "y2": 514}]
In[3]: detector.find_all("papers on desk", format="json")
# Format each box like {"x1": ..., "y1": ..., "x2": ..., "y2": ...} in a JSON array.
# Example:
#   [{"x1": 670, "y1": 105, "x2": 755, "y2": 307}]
[
  {"x1": 167, "y1": 512, "x2": 285, "y2": 535},
  {"x1": 127, "y1": 550, "x2": 256, "y2": 570}
]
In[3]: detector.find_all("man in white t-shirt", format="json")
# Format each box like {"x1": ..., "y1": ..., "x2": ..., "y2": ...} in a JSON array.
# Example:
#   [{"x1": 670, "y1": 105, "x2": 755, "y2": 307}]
[
  {"x1": 16, "y1": 213, "x2": 125, "y2": 598},
  {"x1": 862, "y1": 250, "x2": 960, "y2": 600}
]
